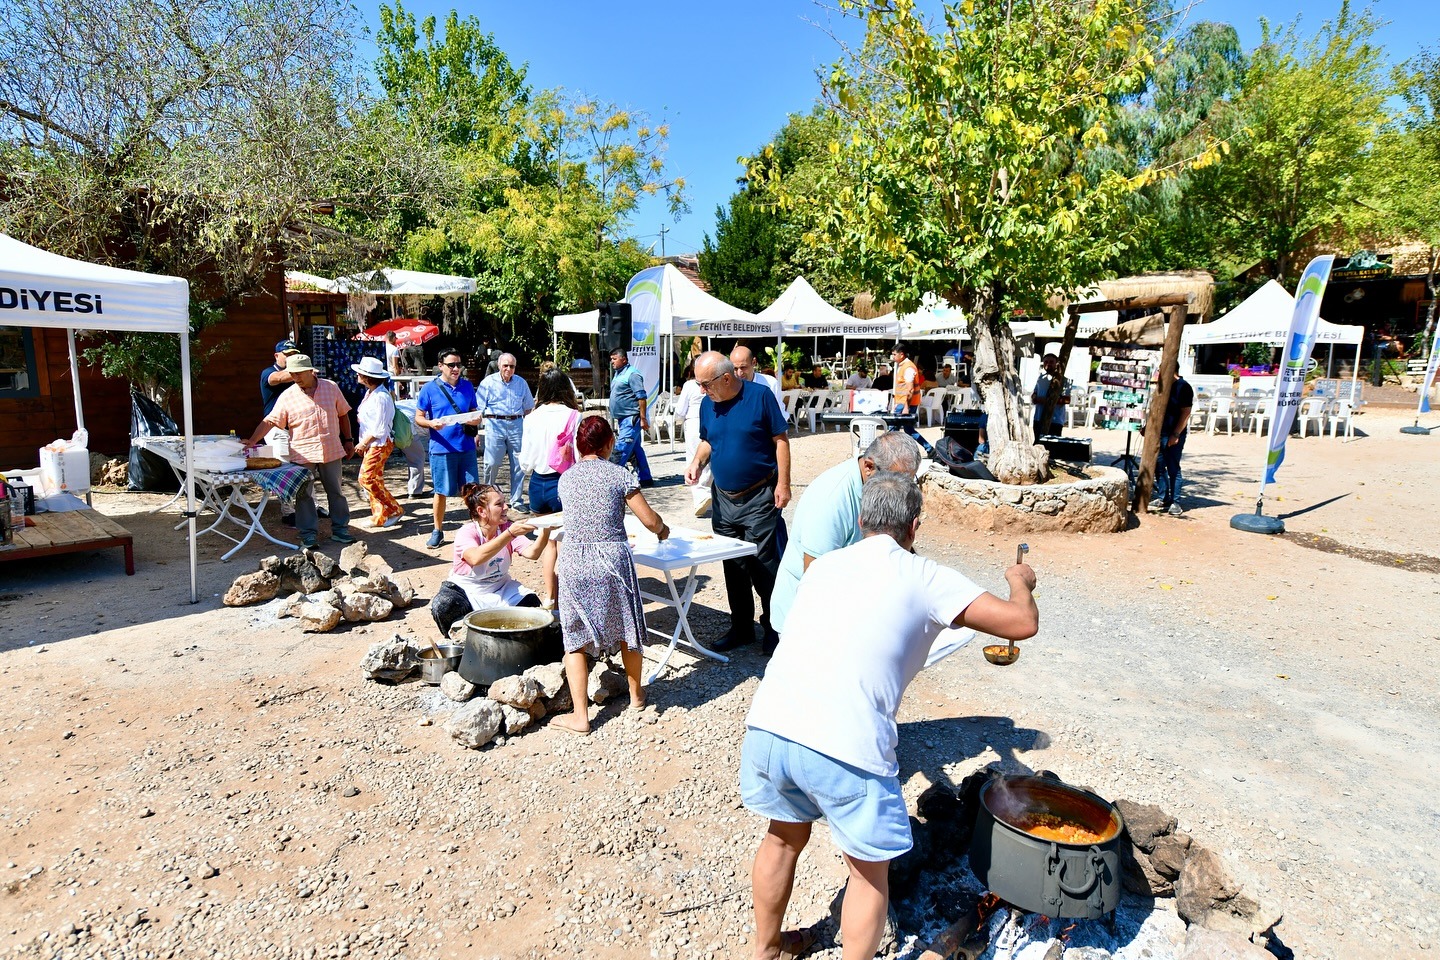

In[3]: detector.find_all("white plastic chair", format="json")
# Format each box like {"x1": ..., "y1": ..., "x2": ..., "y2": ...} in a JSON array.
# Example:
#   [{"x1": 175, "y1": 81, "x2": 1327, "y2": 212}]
[
  {"x1": 1328, "y1": 398, "x2": 1355, "y2": 438},
  {"x1": 1206, "y1": 397, "x2": 1235, "y2": 436},
  {"x1": 849, "y1": 416, "x2": 887, "y2": 457},
  {"x1": 918, "y1": 388, "x2": 946, "y2": 427},
  {"x1": 780, "y1": 390, "x2": 804, "y2": 433},
  {"x1": 1297, "y1": 397, "x2": 1328, "y2": 437},
  {"x1": 1248, "y1": 397, "x2": 1273, "y2": 436}
]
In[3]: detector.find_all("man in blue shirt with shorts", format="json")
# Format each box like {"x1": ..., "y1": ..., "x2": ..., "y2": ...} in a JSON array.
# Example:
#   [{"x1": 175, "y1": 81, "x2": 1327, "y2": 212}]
[
  {"x1": 684, "y1": 351, "x2": 791, "y2": 653},
  {"x1": 415, "y1": 349, "x2": 481, "y2": 548}
]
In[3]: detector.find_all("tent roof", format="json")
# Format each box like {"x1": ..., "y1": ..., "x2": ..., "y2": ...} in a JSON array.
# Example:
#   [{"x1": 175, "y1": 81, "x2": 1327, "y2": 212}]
[
  {"x1": 1183, "y1": 280, "x2": 1364, "y2": 346},
  {"x1": 757, "y1": 276, "x2": 880, "y2": 336},
  {"x1": 336, "y1": 267, "x2": 477, "y2": 297},
  {"x1": 648, "y1": 263, "x2": 771, "y2": 335},
  {"x1": 0, "y1": 233, "x2": 190, "y2": 334},
  {"x1": 285, "y1": 270, "x2": 341, "y2": 293},
  {"x1": 553, "y1": 309, "x2": 599, "y2": 334}
]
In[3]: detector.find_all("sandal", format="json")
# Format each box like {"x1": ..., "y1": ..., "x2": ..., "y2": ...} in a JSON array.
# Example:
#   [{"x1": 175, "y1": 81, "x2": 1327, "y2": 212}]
[
  {"x1": 777, "y1": 928, "x2": 818, "y2": 959},
  {"x1": 550, "y1": 716, "x2": 590, "y2": 736}
]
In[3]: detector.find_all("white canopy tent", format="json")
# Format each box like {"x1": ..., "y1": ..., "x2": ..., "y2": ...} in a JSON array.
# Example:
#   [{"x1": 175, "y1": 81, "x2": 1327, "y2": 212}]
[
  {"x1": 334, "y1": 267, "x2": 478, "y2": 297},
  {"x1": 1183, "y1": 279, "x2": 1364, "y2": 384},
  {"x1": 284, "y1": 270, "x2": 342, "y2": 293},
  {"x1": 0, "y1": 233, "x2": 199, "y2": 602}
]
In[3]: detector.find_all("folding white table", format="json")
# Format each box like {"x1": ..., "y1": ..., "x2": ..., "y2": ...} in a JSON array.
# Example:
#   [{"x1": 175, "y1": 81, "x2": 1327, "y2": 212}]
[
  {"x1": 623, "y1": 518, "x2": 759, "y2": 682},
  {"x1": 132, "y1": 436, "x2": 301, "y2": 560}
]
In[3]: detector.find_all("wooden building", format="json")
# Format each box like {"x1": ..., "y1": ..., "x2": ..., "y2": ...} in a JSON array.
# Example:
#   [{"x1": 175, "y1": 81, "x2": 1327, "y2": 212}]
[{"x1": 1, "y1": 266, "x2": 287, "y2": 467}]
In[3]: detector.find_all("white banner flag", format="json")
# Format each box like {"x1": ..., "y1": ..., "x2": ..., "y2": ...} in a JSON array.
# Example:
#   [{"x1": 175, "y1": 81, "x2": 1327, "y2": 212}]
[
  {"x1": 624, "y1": 265, "x2": 665, "y2": 405},
  {"x1": 1263, "y1": 256, "x2": 1334, "y2": 486}
]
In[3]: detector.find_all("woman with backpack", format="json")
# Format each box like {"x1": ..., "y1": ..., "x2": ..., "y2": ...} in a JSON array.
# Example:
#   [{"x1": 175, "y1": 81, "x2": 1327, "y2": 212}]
[
  {"x1": 519, "y1": 368, "x2": 582, "y2": 600},
  {"x1": 350, "y1": 356, "x2": 404, "y2": 529}
]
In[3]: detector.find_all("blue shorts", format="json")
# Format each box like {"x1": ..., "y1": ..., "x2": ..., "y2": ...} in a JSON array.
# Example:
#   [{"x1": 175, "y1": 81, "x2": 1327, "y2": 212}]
[
  {"x1": 528, "y1": 471, "x2": 563, "y2": 514},
  {"x1": 430, "y1": 451, "x2": 479, "y2": 497},
  {"x1": 739, "y1": 727, "x2": 911, "y2": 861}
]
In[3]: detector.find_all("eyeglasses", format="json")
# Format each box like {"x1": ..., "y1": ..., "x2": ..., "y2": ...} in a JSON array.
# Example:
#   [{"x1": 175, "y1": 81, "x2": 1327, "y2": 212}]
[{"x1": 697, "y1": 373, "x2": 730, "y2": 391}]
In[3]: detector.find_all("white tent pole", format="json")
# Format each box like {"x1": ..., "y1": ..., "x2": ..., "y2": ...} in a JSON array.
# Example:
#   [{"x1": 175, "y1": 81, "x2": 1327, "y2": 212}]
[
  {"x1": 180, "y1": 331, "x2": 198, "y2": 604},
  {"x1": 66, "y1": 328, "x2": 84, "y2": 432}
]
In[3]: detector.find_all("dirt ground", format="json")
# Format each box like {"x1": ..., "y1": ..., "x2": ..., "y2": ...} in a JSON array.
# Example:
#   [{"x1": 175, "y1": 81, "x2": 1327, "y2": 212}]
[{"x1": 1, "y1": 396, "x2": 1437, "y2": 959}]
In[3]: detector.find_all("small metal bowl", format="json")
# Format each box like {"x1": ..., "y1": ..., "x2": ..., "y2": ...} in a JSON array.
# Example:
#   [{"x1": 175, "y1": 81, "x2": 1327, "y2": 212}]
[
  {"x1": 418, "y1": 644, "x2": 463, "y2": 684},
  {"x1": 983, "y1": 644, "x2": 1020, "y2": 666}
]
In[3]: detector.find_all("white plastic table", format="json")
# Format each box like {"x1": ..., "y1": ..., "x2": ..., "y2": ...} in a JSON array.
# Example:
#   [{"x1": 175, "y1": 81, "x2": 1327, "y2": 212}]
[
  {"x1": 623, "y1": 517, "x2": 759, "y2": 682},
  {"x1": 133, "y1": 436, "x2": 299, "y2": 560}
]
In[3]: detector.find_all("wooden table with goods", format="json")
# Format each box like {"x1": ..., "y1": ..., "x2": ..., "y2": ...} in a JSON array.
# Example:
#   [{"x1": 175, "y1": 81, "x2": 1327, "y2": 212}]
[{"x1": 0, "y1": 509, "x2": 135, "y2": 575}]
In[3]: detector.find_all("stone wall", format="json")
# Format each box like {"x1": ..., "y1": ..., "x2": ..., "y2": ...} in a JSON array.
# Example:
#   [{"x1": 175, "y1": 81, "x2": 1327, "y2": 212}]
[{"x1": 921, "y1": 464, "x2": 1130, "y2": 533}]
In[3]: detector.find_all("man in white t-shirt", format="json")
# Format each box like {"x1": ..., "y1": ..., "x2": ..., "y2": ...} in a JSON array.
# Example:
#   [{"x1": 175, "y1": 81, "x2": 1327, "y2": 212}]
[
  {"x1": 730, "y1": 345, "x2": 784, "y2": 411},
  {"x1": 739, "y1": 474, "x2": 1038, "y2": 960}
]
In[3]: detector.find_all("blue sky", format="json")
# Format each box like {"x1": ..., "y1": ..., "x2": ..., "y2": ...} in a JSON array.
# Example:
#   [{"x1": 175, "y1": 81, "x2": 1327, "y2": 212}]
[{"x1": 364, "y1": 1, "x2": 1435, "y2": 257}]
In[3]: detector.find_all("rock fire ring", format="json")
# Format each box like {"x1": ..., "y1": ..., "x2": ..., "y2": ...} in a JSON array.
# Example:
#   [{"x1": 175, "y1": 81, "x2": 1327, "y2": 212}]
[{"x1": 921, "y1": 463, "x2": 1130, "y2": 534}]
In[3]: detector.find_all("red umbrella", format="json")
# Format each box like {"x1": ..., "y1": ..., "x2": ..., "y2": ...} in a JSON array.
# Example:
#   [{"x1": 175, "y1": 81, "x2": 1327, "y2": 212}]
[{"x1": 355, "y1": 318, "x2": 439, "y2": 347}]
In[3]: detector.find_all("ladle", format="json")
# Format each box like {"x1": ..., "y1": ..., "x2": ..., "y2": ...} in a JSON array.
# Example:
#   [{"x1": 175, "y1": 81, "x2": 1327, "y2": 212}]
[{"x1": 983, "y1": 543, "x2": 1029, "y2": 666}]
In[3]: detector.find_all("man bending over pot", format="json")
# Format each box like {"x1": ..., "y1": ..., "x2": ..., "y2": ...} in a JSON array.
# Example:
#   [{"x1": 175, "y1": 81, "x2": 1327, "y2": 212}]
[{"x1": 738, "y1": 473, "x2": 1038, "y2": 960}]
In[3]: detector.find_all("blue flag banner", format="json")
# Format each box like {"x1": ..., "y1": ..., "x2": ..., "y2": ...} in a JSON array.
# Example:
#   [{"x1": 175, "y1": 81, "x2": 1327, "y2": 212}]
[
  {"x1": 1418, "y1": 326, "x2": 1440, "y2": 416},
  {"x1": 624, "y1": 266, "x2": 664, "y2": 406},
  {"x1": 1263, "y1": 256, "x2": 1334, "y2": 486}
]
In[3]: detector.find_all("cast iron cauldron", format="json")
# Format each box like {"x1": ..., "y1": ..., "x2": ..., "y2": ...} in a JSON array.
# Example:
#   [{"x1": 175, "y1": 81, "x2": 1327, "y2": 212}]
[
  {"x1": 452, "y1": 607, "x2": 563, "y2": 687},
  {"x1": 969, "y1": 775, "x2": 1126, "y2": 919}
]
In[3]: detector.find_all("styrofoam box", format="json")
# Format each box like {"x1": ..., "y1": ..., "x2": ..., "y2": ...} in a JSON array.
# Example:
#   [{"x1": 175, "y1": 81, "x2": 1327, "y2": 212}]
[{"x1": 40, "y1": 448, "x2": 91, "y2": 493}]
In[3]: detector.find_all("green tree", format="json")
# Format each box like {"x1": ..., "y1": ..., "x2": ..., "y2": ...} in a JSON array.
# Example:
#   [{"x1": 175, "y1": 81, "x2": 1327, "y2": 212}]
[
  {"x1": 1359, "y1": 46, "x2": 1440, "y2": 346},
  {"x1": 702, "y1": 109, "x2": 857, "y2": 312},
  {"x1": 1182, "y1": 3, "x2": 1390, "y2": 283},
  {"x1": 783, "y1": 0, "x2": 1210, "y2": 483},
  {"x1": 0, "y1": 0, "x2": 445, "y2": 398},
  {"x1": 373, "y1": 6, "x2": 686, "y2": 359}
]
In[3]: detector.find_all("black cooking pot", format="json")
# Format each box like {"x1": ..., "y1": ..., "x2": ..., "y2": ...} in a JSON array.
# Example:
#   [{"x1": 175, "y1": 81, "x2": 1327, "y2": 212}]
[
  {"x1": 453, "y1": 607, "x2": 563, "y2": 687},
  {"x1": 969, "y1": 775, "x2": 1126, "y2": 919}
]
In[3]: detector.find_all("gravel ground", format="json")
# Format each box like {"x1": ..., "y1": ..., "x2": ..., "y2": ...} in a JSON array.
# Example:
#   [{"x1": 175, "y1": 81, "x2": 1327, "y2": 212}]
[{"x1": 2, "y1": 401, "x2": 1436, "y2": 959}]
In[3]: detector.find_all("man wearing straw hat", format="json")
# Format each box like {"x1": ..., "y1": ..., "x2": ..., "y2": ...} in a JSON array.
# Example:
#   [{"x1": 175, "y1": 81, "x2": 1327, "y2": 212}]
[{"x1": 245, "y1": 353, "x2": 354, "y2": 547}]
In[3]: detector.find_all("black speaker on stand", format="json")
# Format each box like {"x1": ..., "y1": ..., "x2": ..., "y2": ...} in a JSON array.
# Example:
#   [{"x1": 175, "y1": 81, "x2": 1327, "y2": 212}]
[{"x1": 598, "y1": 302, "x2": 633, "y2": 353}]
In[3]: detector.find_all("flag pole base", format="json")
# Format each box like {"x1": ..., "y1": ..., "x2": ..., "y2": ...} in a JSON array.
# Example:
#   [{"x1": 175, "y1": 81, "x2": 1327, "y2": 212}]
[
  {"x1": 1231, "y1": 513, "x2": 1284, "y2": 535},
  {"x1": 1400, "y1": 423, "x2": 1433, "y2": 435}
]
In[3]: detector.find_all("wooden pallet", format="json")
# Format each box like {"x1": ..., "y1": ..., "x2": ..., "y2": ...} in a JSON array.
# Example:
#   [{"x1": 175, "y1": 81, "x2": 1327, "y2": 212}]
[{"x1": 0, "y1": 509, "x2": 135, "y2": 575}]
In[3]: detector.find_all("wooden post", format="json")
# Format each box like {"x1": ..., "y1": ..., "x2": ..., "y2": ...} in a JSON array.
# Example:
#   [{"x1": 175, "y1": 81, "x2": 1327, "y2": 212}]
[{"x1": 1133, "y1": 304, "x2": 1187, "y2": 514}]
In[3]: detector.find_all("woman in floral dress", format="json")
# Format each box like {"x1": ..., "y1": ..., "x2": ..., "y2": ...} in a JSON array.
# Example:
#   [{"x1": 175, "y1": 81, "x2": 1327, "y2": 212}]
[{"x1": 551, "y1": 416, "x2": 669, "y2": 734}]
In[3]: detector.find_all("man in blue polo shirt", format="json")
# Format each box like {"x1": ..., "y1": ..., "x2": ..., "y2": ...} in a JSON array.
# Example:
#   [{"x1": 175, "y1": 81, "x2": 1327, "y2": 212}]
[
  {"x1": 608, "y1": 347, "x2": 654, "y2": 487},
  {"x1": 477, "y1": 352, "x2": 535, "y2": 511},
  {"x1": 768, "y1": 432, "x2": 922, "y2": 642},
  {"x1": 684, "y1": 351, "x2": 791, "y2": 653},
  {"x1": 414, "y1": 349, "x2": 481, "y2": 548}
]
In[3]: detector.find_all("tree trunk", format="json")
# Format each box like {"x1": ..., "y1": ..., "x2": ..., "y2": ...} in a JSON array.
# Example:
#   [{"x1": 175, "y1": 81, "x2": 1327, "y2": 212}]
[
  {"x1": 956, "y1": 285, "x2": 1048, "y2": 485},
  {"x1": 1421, "y1": 247, "x2": 1439, "y2": 351}
]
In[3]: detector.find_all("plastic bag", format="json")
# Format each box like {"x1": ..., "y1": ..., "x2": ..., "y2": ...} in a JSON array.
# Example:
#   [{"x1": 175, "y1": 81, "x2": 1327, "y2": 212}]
[{"x1": 128, "y1": 390, "x2": 180, "y2": 492}]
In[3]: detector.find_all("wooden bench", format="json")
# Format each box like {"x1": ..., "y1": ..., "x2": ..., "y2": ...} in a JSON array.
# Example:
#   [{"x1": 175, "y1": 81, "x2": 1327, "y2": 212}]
[{"x1": 0, "y1": 509, "x2": 135, "y2": 575}]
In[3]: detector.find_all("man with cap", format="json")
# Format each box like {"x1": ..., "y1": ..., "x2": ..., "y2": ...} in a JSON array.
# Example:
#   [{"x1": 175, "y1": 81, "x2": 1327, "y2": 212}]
[
  {"x1": 259, "y1": 339, "x2": 301, "y2": 524},
  {"x1": 478, "y1": 352, "x2": 535, "y2": 510},
  {"x1": 414, "y1": 349, "x2": 482, "y2": 548},
  {"x1": 245, "y1": 354, "x2": 355, "y2": 547}
]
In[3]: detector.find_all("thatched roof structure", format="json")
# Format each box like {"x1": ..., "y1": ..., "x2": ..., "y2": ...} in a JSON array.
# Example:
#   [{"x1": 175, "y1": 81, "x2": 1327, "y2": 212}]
[
  {"x1": 1055, "y1": 271, "x2": 1215, "y2": 321},
  {"x1": 850, "y1": 291, "x2": 894, "y2": 319}
]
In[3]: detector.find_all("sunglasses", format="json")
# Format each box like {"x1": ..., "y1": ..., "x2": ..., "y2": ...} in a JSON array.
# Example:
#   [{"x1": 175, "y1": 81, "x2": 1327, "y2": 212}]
[{"x1": 441, "y1": 361, "x2": 463, "y2": 369}]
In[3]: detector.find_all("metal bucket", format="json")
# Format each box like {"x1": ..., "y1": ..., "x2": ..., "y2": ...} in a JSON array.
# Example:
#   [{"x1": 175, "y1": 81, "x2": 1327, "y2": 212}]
[
  {"x1": 418, "y1": 644, "x2": 463, "y2": 684},
  {"x1": 454, "y1": 607, "x2": 562, "y2": 687}
]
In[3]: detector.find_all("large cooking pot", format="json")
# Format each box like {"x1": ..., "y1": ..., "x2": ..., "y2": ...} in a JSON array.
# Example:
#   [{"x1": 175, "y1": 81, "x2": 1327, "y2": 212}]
[
  {"x1": 452, "y1": 606, "x2": 563, "y2": 687},
  {"x1": 969, "y1": 775, "x2": 1126, "y2": 919}
]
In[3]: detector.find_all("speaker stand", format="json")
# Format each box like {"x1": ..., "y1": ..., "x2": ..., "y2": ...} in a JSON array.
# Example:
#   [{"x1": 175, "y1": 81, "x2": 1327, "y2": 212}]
[{"x1": 1109, "y1": 430, "x2": 1140, "y2": 481}]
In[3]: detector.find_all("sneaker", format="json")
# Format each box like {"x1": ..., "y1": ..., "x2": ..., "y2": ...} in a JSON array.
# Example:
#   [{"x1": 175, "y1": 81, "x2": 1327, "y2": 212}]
[
  {"x1": 694, "y1": 495, "x2": 712, "y2": 518},
  {"x1": 299, "y1": 535, "x2": 317, "y2": 549},
  {"x1": 330, "y1": 529, "x2": 355, "y2": 545},
  {"x1": 975, "y1": 442, "x2": 990, "y2": 456},
  {"x1": 426, "y1": 528, "x2": 445, "y2": 549},
  {"x1": 380, "y1": 514, "x2": 402, "y2": 529},
  {"x1": 1167, "y1": 503, "x2": 1184, "y2": 516}
]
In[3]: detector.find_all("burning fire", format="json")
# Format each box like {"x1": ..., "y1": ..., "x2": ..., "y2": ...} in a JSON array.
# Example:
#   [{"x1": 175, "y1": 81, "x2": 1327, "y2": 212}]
[{"x1": 977, "y1": 893, "x2": 1004, "y2": 927}]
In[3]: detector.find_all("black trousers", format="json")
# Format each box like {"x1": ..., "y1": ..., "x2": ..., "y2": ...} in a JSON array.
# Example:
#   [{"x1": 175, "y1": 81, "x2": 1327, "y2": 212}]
[
  {"x1": 710, "y1": 477, "x2": 786, "y2": 632},
  {"x1": 430, "y1": 581, "x2": 540, "y2": 640}
]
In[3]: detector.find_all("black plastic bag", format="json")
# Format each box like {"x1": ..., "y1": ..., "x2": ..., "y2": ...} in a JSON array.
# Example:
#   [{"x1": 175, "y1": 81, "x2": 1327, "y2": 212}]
[{"x1": 128, "y1": 389, "x2": 180, "y2": 492}]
